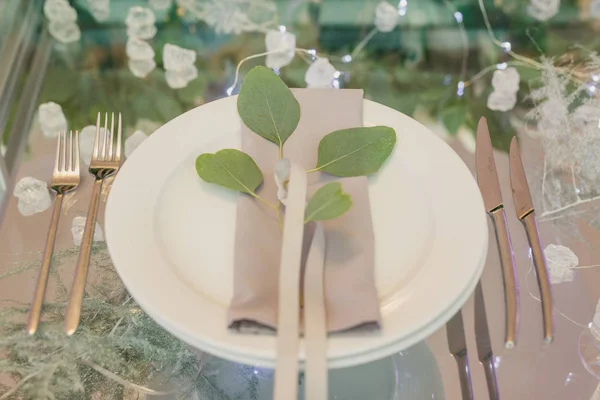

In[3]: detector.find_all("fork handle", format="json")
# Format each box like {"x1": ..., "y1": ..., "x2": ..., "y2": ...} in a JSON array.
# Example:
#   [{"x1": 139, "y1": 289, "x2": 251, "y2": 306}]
[
  {"x1": 26, "y1": 193, "x2": 64, "y2": 335},
  {"x1": 65, "y1": 179, "x2": 103, "y2": 335}
]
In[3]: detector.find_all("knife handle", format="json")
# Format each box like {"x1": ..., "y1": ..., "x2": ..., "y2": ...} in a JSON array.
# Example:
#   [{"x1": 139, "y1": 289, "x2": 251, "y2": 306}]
[
  {"x1": 489, "y1": 208, "x2": 519, "y2": 348},
  {"x1": 522, "y1": 211, "x2": 554, "y2": 343},
  {"x1": 482, "y1": 356, "x2": 500, "y2": 400},
  {"x1": 454, "y1": 352, "x2": 474, "y2": 400}
]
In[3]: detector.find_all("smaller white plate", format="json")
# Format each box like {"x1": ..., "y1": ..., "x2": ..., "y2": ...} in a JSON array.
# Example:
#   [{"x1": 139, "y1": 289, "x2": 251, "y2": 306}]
[{"x1": 106, "y1": 97, "x2": 488, "y2": 368}]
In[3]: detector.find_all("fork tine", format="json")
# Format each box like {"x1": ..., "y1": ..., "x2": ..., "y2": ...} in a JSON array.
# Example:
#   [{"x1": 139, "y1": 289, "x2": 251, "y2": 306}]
[
  {"x1": 108, "y1": 112, "x2": 115, "y2": 160},
  {"x1": 115, "y1": 113, "x2": 122, "y2": 161},
  {"x1": 93, "y1": 113, "x2": 101, "y2": 161},
  {"x1": 74, "y1": 130, "x2": 80, "y2": 173},
  {"x1": 68, "y1": 130, "x2": 73, "y2": 171},
  {"x1": 54, "y1": 132, "x2": 62, "y2": 173},
  {"x1": 60, "y1": 131, "x2": 66, "y2": 172},
  {"x1": 102, "y1": 113, "x2": 108, "y2": 161}
]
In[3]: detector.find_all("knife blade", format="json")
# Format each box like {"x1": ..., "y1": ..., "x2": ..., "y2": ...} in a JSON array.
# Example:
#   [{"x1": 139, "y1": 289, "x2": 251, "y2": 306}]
[
  {"x1": 474, "y1": 281, "x2": 500, "y2": 400},
  {"x1": 509, "y1": 137, "x2": 554, "y2": 343},
  {"x1": 446, "y1": 310, "x2": 474, "y2": 400},
  {"x1": 476, "y1": 117, "x2": 519, "y2": 348}
]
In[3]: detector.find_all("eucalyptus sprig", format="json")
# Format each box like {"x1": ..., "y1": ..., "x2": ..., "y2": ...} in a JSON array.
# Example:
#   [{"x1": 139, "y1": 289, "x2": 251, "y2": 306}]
[{"x1": 195, "y1": 66, "x2": 397, "y2": 229}]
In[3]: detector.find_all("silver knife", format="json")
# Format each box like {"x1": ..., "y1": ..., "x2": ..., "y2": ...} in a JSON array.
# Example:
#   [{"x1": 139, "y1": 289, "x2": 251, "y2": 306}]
[
  {"x1": 475, "y1": 281, "x2": 500, "y2": 400},
  {"x1": 446, "y1": 310, "x2": 474, "y2": 400},
  {"x1": 476, "y1": 117, "x2": 519, "y2": 348},
  {"x1": 509, "y1": 137, "x2": 554, "y2": 343}
]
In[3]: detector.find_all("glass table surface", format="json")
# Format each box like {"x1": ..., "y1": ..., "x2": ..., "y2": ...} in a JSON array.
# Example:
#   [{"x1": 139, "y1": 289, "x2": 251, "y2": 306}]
[{"x1": 0, "y1": 0, "x2": 599, "y2": 398}]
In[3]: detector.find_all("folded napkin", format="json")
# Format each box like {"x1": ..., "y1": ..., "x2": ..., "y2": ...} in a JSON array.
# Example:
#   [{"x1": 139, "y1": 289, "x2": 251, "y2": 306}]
[{"x1": 228, "y1": 89, "x2": 381, "y2": 333}]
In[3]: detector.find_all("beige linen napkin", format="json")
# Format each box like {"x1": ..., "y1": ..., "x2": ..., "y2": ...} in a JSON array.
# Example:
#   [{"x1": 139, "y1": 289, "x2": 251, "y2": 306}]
[{"x1": 228, "y1": 89, "x2": 381, "y2": 333}]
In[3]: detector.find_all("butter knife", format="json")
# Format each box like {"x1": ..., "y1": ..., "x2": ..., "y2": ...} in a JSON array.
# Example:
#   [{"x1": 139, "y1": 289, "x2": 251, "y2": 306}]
[
  {"x1": 475, "y1": 281, "x2": 500, "y2": 400},
  {"x1": 446, "y1": 310, "x2": 474, "y2": 400},
  {"x1": 509, "y1": 137, "x2": 554, "y2": 343},
  {"x1": 476, "y1": 117, "x2": 519, "y2": 348}
]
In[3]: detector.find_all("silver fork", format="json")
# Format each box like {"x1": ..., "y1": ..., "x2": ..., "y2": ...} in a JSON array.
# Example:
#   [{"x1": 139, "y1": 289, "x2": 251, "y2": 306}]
[
  {"x1": 26, "y1": 130, "x2": 80, "y2": 335},
  {"x1": 64, "y1": 112, "x2": 122, "y2": 335}
]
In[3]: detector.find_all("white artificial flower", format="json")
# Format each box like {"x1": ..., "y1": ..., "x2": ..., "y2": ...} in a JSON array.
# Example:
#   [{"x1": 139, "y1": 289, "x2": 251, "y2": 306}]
[
  {"x1": 305, "y1": 58, "x2": 337, "y2": 88},
  {"x1": 487, "y1": 90, "x2": 517, "y2": 112},
  {"x1": 128, "y1": 58, "x2": 156, "y2": 78},
  {"x1": 165, "y1": 64, "x2": 198, "y2": 88},
  {"x1": 44, "y1": 0, "x2": 77, "y2": 23},
  {"x1": 374, "y1": 1, "x2": 399, "y2": 32},
  {"x1": 71, "y1": 216, "x2": 104, "y2": 246},
  {"x1": 203, "y1": 3, "x2": 248, "y2": 35},
  {"x1": 163, "y1": 43, "x2": 197, "y2": 72},
  {"x1": 528, "y1": 0, "x2": 560, "y2": 21},
  {"x1": 491, "y1": 67, "x2": 520, "y2": 93},
  {"x1": 125, "y1": 130, "x2": 148, "y2": 158},
  {"x1": 126, "y1": 24, "x2": 157, "y2": 40},
  {"x1": 48, "y1": 21, "x2": 81, "y2": 44},
  {"x1": 149, "y1": 0, "x2": 172, "y2": 11},
  {"x1": 38, "y1": 102, "x2": 68, "y2": 138},
  {"x1": 265, "y1": 29, "x2": 296, "y2": 69},
  {"x1": 544, "y1": 244, "x2": 578, "y2": 284},
  {"x1": 79, "y1": 126, "x2": 110, "y2": 164},
  {"x1": 125, "y1": 6, "x2": 156, "y2": 27},
  {"x1": 274, "y1": 158, "x2": 291, "y2": 204},
  {"x1": 126, "y1": 37, "x2": 155, "y2": 60},
  {"x1": 590, "y1": 0, "x2": 600, "y2": 19},
  {"x1": 13, "y1": 177, "x2": 52, "y2": 216}
]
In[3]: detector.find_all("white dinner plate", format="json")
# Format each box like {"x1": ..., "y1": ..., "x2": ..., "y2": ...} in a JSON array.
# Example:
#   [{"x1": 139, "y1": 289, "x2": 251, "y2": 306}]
[{"x1": 105, "y1": 97, "x2": 488, "y2": 368}]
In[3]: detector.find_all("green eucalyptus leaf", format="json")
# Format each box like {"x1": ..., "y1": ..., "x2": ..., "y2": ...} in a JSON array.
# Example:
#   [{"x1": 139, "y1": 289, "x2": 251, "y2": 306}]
[
  {"x1": 315, "y1": 126, "x2": 396, "y2": 177},
  {"x1": 237, "y1": 66, "x2": 300, "y2": 148},
  {"x1": 195, "y1": 149, "x2": 263, "y2": 194},
  {"x1": 305, "y1": 182, "x2": 352, "y2": 223}
]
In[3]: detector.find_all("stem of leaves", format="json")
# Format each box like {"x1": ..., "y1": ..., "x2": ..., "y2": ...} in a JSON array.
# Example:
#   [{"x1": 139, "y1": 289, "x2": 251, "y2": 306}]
[{"x1": 305, "y1": 166, "x2": 322, "y2": 174}]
